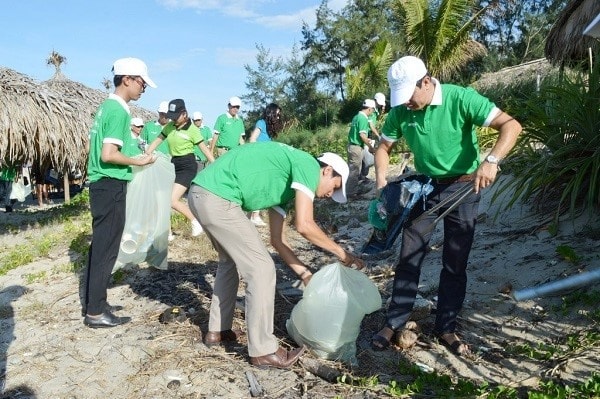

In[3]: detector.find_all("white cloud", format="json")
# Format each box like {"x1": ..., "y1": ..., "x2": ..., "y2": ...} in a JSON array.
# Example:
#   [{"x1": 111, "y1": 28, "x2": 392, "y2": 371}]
[
  {"x1": 215, "y1": 47, "x2": 260, "y2": 67},
  {"x1": 157, "y1": 0, "x2": 351, "y2": 31}
]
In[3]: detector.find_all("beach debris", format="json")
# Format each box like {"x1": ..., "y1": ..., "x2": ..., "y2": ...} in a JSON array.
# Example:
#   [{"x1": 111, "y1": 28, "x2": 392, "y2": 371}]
[
  {"x1": 159, "y1": 306, "x2": 187, "y2": 323},
  {"x1": 245, "y1": 370, "x2": 264, "y2": 397}
]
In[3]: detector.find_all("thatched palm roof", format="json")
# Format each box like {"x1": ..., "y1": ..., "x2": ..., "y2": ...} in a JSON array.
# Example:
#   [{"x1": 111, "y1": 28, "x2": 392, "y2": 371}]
[
  {"x1": 545, "y1": 0, "x2": 600, "y2": 66},
  {"x1": 0, "y1": 67, "x2": 155, "y2": 173},
  {"x1": 471, "y1": 58, "x2": 558, "y2": 91}
]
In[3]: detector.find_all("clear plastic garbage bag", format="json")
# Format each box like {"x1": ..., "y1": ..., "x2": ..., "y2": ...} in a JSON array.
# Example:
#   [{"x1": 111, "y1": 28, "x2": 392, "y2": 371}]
[
  {"x1": 114, "y1": 154, "x2": 175, "y2": 271},
  {"x1": 286, "y1": 262, "x2": 381, "y2": 366}
]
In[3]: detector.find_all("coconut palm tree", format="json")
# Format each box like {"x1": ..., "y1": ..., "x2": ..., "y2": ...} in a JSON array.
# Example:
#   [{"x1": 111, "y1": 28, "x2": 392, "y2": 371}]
[
  {"x1": 345, "y1": 39, "x2": 394, "y2": 100},
  {"x1": 394, "y1": 0, "x2": 488, "y2": 80},
  {"x1": 46, "y1": 50, "x2": 67, "y2": 79}
]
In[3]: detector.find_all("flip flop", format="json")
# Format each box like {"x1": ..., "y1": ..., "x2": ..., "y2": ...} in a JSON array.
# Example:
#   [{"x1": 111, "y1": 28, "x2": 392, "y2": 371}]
[
  {"x1": 371, "y1": 333, "x2": 391, "y2": 351},
  {"x1": 436, "y1": 334, "x2": 473, "y2": 358}
]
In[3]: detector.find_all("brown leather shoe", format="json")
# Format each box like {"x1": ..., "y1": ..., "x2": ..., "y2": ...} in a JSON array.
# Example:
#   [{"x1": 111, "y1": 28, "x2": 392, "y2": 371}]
[
  {"x1": 250, "y1": 346, "x2": 306, "y2": 369},
  {"x1": 203, "y1": 329, "x2": 243, "y2": 347}
]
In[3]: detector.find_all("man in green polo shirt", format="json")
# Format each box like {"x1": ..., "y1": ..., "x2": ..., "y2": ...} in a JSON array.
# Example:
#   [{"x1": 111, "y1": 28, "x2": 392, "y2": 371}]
[
  {"x1": 192, "y1": 111, "x2": 213, "y2": 171},
  {"x1": 347, "y1": 99, "x2": 377, "y2": 197},
  {"x1": 84, "y1": 57, "x2": 157, "y2": 328},
  {"x1": 188, "y1": 142, "x2": 364, "y2": 369},
  {"x1": 371, "y1": 56, "x2": 522, "y2": 356},
  {"x1": 209, "y1": 96, "x2": 245, "y2": 157}
]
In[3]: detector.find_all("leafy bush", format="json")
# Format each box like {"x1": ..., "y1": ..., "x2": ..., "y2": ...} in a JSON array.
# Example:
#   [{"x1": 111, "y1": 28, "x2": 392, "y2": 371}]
[{"x1": 493, "y1": 58, "x2": 600, "y2": 221}]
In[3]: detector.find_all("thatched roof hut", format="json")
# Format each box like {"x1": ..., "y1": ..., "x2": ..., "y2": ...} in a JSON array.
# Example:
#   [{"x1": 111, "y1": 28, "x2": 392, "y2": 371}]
[
  {"x1": 471, "y1": 58, "x2": 558, "y2": 92},
  {"x1": 0, "y1": 67, "x2": 89, "y2": 172},
  {"x1": 1, "y1": 67, "x2": 155, "y2": 174},
  {"x1": 545, "y1": 0, "x2": 600, "y2": 66}
]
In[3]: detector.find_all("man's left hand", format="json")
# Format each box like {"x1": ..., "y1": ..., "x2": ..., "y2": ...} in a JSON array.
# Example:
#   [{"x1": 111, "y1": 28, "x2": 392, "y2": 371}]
[{"x1": 473, "y1": 162, "x2": 499, "y2": 193}]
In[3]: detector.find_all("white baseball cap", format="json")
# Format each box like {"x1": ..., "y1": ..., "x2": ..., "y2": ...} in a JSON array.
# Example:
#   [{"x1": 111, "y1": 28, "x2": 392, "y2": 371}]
[
  {"x1": 317, "y1": 152, "x2": 349, "y2": 204},
  {"x1": 112, "y1": 57, "x2": 157, "y2": 88},
  {"x1": 362, "y1": 99, "x2": 376, "y2": 109},
  {"x1": 158, "y1": 101, "x2": 169, "y2": 113},
  {"x1": 374, "y1": 92, "x2": 386, "y2": 106},
  {"x1": 192, "y1": 112, "x2": 203, "y2": 121},
  {"x1": 131, "y1": 117, "x2": 144, "y2": 127},
  {"x1": 387, "y1": 56, "x2": 427, "y2": 107},
  {"x1": 229, "y1": 96, "x2": 242, "y2": 107}
]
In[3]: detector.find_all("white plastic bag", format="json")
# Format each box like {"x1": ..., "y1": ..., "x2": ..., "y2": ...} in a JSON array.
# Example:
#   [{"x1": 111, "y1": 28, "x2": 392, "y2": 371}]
[
  {"x1": 362, "y1": 140, "x2": 375, "y2": 168},
  {"x1": 286, "y1": 262, "x2": 381, "y2": 366},
  {"x1": 9, "y1": 179, "x2": 31, "y2": 202},
  {"x1": 114, "y1": 154, "x2": 175, "y2": 271}
]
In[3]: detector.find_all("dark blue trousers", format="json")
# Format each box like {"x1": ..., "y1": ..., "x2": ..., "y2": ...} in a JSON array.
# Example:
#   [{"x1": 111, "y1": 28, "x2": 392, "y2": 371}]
[{"x1": 386, "y1": 180, "x2": 480, "y2": 334}]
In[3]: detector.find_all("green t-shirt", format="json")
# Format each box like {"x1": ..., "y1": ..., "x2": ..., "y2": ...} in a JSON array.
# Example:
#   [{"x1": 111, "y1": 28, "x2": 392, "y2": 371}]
[
  {"x1": 161, "y1": 120, "x2": 204, "y2": 157},
  {"x1": 87, "y1": 95, "x2": 132, "y2": 182},
  {"x1": 347, "y1": 111, "x2": 369, "y2": 146},
  {"x1": 0, "y1": 165, "x2": 17, "y2": 181},
  {"x1": 194, "y1": 125, "x2": 213, "y2": 161},
  {"x1": 121, "y1": 132, "x2": 144, "y2": 157},
  {"x1": 213, "y1": 113, "x2": 245, "y2": 149},
  {"x1": 142, "y1": 121, "x2": 170, "y2": 155},
  {"x1": 381, "y1": 83, "x2": 496, "y2": 178},
  {"x1": 193, "y1": 142, "x2": 320, "y2": 212}
]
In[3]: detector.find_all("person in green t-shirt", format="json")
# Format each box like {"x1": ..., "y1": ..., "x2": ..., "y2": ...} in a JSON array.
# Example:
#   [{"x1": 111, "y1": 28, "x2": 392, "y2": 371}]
[
  {"x1": 0, "y1": 164, "x2": 17, "y2": 212},
  {"x1": 192, "y1": 111, "x2": 213, "y2": 172},
  {"x1": 187, "y1": 142, "x2": 364, "y2": 369},
  {"x1": 145, "y1": 99, "x2": 215, "y2": 238},
  {"x1": 209, "y1": 96, "x2": 245, "y2": 157},
  {"x1": 347, "y1": 99, "x2": 377, "y2": 198},
  {"x1": 121, "y1": 117, "x2": 146, "y2": 157},
  {"x1": 141, "y1": 101, "x2": 171, "y2": 156},
  {"x1": 371, "y1": 56, "x2": 522, "y2": 356},
  {"x1": 84, "y1": 57, "x2": 157, "y2": 329}
]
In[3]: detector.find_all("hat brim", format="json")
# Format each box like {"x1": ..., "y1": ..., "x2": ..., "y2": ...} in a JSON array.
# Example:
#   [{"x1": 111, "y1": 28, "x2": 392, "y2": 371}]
[
  {"x1": 390, "y1": 84, "x2": 416, "y2": 107},
  {"x1": 141, "y1": 74, "x2": 157, "y2": 88},
  {"x1": 165, "y1": 111, "x2": 180, "y2": 120}
]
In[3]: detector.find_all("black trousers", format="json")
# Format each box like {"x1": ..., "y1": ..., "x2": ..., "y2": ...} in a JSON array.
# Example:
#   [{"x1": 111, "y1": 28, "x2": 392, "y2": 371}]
[
  {"x1": 386, "y1": 180, "x2": 480, "y2": 334},
  {"x1": 84, "y1": 178, "x2": 127, "y2": 315}
]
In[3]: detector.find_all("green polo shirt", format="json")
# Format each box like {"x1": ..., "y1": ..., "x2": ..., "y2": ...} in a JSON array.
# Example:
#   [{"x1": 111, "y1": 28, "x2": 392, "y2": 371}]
[
  {"x1": 161, "y1": 120, "x2": 204, "y2": 157},
  {"x1": 194, "y1": 125, "x2": 213, "y2": 161},
  {"x1": 142, "y1": 121, "x2": 170, "y2": 155},
  {"x1": 121, "y1": 132, "x2": 144, "y2": 157},
  {"x1": 87, "y1": 94, "x2": 132, "y2": 182},
  {"x1": 213, "y1": 112, "x2": 245, "y2": 149},
  {"x1": 193, "y1": 142, "x2": 320, "y2": 212},
  {"x1": 348, "y1": 111, "x2": 369, "y2": 146},
  {"x1": 381, "y1": 83, "x2": 496, "y2": 178},
  {"x1": 0, "y1": 165, "x2": 17, "y2": 181}
]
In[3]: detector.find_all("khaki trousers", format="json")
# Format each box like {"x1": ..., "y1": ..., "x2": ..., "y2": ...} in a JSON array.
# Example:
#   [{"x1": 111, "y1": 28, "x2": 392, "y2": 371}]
[
  {"x1": 346, "y1": 144, "x2": 364, "y2": 196},
  {"x1": 188, "y1": 185, "x2": 278, "y2": 357}
]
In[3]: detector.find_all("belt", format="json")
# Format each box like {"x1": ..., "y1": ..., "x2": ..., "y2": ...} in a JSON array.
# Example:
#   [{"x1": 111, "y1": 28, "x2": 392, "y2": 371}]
[{"x1": 433, "y1": 173, "x2": 474, "y2": 185}]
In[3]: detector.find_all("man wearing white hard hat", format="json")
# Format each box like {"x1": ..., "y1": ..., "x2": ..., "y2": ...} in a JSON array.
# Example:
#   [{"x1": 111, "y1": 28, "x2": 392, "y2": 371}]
[
  {"x1": 187, "y1": 142, "x2": 363, "y2": 369},
  {"x1": 84, "y1": 57, "x2": 157, "y2": 328},
  {"x1": 141, "y1": 101, "x2": 171, "y2": 156},
  {"x1": 371, "y1": 55, "x2": 522, "y2": 356},
  {"x1": 192, "y1": 111, "x2": 213, "y2": 172},
  {"x1": 346, "y1": 99, "x2": 377, "y2": 198},
  {"x1": 209, "y1": 96, "x2": 245, "y2": 157}
]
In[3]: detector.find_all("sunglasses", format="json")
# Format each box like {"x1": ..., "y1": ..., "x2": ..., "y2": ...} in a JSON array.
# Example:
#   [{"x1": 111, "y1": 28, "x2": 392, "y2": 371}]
[
  {"x1": 230, "y1": 105, "x2": 240, "y2": 109},
  {"x1": 129, "y1": 76, "x2": 147, "y2": 90}
]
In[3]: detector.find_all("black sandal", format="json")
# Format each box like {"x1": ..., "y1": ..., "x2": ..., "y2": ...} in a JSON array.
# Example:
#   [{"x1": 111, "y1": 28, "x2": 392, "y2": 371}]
[
  {"x1": 435, "y1": 333, "x2": 472, "y2": 358},
  {"x1": 371, "y1": 333, "x2": 391, "y2": 351}
]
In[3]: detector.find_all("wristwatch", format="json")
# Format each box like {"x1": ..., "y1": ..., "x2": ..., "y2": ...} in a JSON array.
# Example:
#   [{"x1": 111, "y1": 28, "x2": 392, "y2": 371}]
[{"x1": 485, "y1": 154, "x2": 499, "y2": 164}]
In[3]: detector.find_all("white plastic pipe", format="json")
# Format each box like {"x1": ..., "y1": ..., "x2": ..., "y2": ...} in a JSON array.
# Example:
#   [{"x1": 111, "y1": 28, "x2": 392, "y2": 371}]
[{"x1": 513, "y1": 268, "x2": 600, "y2": 301}]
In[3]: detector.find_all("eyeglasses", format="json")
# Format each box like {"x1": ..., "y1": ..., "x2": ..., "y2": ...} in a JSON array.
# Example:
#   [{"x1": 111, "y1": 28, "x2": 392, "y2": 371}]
[{"x1": 129, "y1": 76, "x2": 147, "y2": 90}]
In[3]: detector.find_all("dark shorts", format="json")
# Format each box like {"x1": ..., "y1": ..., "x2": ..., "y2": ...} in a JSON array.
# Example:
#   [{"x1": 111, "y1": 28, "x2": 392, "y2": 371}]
[{"x1": 172, "y1": 153, "x2": 197, "y2": 187}]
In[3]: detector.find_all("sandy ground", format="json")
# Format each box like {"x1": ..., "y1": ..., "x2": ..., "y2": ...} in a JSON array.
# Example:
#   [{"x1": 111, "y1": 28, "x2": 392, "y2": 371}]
[{"x1": 0, "y1": 168, "x2": 599, "y2": 398}]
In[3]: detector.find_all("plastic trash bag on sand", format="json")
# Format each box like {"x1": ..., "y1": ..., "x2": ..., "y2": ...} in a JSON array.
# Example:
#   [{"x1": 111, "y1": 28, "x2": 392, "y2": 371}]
[
  {"x1": 286, "y1": 262, "x2": 381, "y2": 366},
  {"x1": 114, "y1": 154, "x2": 175, "y2": 271}
]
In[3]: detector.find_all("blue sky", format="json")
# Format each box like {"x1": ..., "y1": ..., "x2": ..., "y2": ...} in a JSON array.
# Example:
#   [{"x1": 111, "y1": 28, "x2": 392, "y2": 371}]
[{"x1": 0, "y1": 0, "x2": 348, "y2": 127}]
